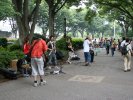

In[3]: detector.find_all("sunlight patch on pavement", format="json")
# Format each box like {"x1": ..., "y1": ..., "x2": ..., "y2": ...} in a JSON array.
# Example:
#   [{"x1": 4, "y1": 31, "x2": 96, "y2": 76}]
[{"x1": 68, "y1": 75, "x2": 104, "y2": 83}]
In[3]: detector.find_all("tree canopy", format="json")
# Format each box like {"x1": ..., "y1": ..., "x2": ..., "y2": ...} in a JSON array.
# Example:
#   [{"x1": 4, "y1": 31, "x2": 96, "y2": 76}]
[{"x1": 0, "y1": 0, "x2": 15, "y2": 20}]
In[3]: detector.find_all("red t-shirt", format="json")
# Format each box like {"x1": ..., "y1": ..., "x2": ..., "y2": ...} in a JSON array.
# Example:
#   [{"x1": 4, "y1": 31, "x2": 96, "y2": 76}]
[
  {"x1": 31, "y1": 39, "x2": 48, "y2": 58},
  {"x1": 23, "y1": 43, "x2": 31, "y2": 55}
]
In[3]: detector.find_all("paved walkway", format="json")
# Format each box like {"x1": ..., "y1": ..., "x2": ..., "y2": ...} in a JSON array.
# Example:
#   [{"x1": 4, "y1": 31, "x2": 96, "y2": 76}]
[{"x1": 0, "y1": 49, "x2": 133, "y2": 100}]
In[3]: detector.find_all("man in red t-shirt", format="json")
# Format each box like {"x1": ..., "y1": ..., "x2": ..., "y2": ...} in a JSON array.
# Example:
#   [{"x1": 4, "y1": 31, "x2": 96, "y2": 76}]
[{"x1": 30, "y1": 38, "x2": 48, "y2": 87}]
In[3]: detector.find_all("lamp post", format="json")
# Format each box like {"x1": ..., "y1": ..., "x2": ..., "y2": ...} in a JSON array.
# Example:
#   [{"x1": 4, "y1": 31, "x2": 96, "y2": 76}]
[
  {"x1": 113, "y1": 20, "x2": 116, "y2": 38},
  {"x1": 64, "y1": 17, "x2": 66, "y2": 38}
]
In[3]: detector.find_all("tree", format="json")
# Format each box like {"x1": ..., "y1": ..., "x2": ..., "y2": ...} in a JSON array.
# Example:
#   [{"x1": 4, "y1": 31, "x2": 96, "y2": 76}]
[
  {"x1": 45, "y1": 0, "x2": 81, "y2": 37},
  {"x1": 91, "y1": 0, "x2": 133, "y2": 36},
  {"x1": 0, "y1": 0, "x2": 15, "y2": 20},
  {"x1": 12, "y1": 0, "x2": 42, "y2": 45},
  {"x1": 93, "y1": 0, "x2": 133, "y2": 20},
  {"x1": 37, "y1": 1, "x2": 49, "y2": 37}
]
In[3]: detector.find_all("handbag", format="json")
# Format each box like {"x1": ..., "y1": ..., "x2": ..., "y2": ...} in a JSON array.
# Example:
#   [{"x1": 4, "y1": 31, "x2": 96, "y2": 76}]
[{"x1": 90, "y1": 49, "x2": 94, "y2": 55}]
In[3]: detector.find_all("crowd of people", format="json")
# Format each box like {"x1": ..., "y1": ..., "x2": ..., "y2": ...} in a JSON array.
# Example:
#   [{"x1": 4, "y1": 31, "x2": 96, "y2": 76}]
[
  {"x1": 23, "y1": 35, "x2": 77, "y2": 87},
  {"x1": 22, "y1": 34, "x2": 133, "y2": 87},
  {"x1": 83, "y1": 36, "x2": 133, "y2": 72}
]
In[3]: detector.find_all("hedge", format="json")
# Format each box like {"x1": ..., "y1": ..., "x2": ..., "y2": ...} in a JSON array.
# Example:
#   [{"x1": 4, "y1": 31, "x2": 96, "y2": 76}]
[{"x1": 0, "y1": 47, "x2": 24, "y2": 68}]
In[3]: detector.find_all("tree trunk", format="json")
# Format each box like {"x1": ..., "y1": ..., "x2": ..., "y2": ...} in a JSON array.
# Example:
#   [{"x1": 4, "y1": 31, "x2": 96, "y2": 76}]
[
  {"x1": 72, "y1": 30, "x2": 76, "y2": 37},
  {"x1": 16, "y1": 17, "x2": 25, "y2": 45},
  {"x1": 12, "y1": 0, "x2": 41, "y2": 45},
  {"x1": 42, "y1": 28, "x2": 48, "y2": 37},
  {"x1": 48, "y1": 8, "x2": 55, "y2": 36},
  {"x1": 79, "y1": 30, "x2": 84, "y2": 38}
]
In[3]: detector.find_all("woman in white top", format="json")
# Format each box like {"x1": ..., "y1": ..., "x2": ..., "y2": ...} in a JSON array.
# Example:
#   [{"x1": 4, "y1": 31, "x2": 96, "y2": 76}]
[{"x1": 123, "y1": 38, "x2": 133, "y2": 72}]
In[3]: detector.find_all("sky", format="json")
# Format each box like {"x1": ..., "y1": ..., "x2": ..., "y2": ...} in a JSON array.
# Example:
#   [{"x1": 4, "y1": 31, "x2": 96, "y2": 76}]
[
  {"x1": 0, "y1": 0, "x2": 88, "y2": 32},
  {"x1": 0, "y1": 20, "x2": 12, "y2": 32},
  {"x1": 0, "y1": 20, "x2": 42, "y2": 33}
]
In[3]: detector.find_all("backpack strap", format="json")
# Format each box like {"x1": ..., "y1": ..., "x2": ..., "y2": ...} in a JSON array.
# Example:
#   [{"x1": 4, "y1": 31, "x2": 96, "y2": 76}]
[{"x1": 28, "y1": 40, "x2": 39, "y2": 57}]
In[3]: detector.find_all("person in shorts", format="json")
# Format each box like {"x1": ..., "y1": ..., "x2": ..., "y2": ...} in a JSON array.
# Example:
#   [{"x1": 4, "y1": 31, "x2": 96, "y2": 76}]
[
  {"x1": 123, "y1": 38, "x2": 133, "y2": 72},
  {"x1": 31, "y1": 38, "x2": 48, "y2": 87}
]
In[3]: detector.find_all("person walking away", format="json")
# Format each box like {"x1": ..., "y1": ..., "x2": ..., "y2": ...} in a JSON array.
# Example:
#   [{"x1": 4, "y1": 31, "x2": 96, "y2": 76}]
[
  {"x1": 31, "y1": 38, "x2": 48, "y2": 87},
  {"x1": 66, "y1": 38, "x2": 74, "y2": 64},
  {"x1": 93, "y1": 39, "x2": 97, "y2": 49},
  {"x1": 90, "y1": 47, "x2": 95, "y2": 63},
  {"x1": 118, "y1": 39, "x2": 121, "y2": 51},
  {"x1": 111, "y1": 39, "x2": 116, "y2": 56},
  {"x1": 120, "y1": 37, "x2": 126, "y2": 55},
  {"x1": 123, "y1": 38, "x2": 133, "y2": 72},
  {"x1": 105, "y1": 39, "x2": 110, "y2": 55},
  {"x1": 83, "y1": 36, "x2": 91, "y2": 66}
]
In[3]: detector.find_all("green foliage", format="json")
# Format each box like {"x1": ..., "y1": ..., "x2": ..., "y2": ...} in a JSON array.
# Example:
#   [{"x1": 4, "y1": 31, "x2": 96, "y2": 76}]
[
  {"x1": 56, "y1": 37, "x2": 67, "y2": 50},
  {"x1": 38, "y1": 1, "x2": 48, "y2": 34},
  {"x1": 0, "y1": 0, "x2": 15, "y2": 20},
  {"x1": 85, "y1": 9, "x2": 97, "y2": 23},
  {"x1": 0, "y1": 38, "x2": 8, "y2": 47},
  {"x1": 8, "y1": 44, "x2": 21, "y2": 51},
  {"x1": 126, "y1": 31, "x2": 133, "y2": 38},
  {"x1": 0, "y1": 48, "x2": 24, "y2": 68},
  {"x1": 72, "y1": 38, "x2": 83, "y2": 50},
  {"x1": 56, "y1": 37, "x2": 83, "y2": 50}
]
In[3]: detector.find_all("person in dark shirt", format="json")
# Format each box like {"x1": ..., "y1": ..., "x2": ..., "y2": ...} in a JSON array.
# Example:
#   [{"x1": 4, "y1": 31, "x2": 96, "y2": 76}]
[
  {"x1": 66, "y1": 39, "x2": 74, "y2": 64},
  {"x1": 47, "y1": 35, "x2": 60, "y2": 73}
]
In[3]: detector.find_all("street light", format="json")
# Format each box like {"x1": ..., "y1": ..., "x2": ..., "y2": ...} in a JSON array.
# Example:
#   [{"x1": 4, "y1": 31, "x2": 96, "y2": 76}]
[
  {"x1": 113, "y1": 20, "x2": 116, "y2": 38},
  {"x1": 64, "y1": 18, "x2": 66, "y2": 38}
]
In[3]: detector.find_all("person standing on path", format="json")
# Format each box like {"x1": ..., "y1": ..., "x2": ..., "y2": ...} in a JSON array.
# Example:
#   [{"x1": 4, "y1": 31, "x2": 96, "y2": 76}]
[
  {"x1": 47, "y1": 35, "x2": 59, "y2": 70},
  {"x1": 66, "y1": 38, "x2": 74, "y2": 64},
  {"x1": 83, "y1": 36, "x2": 91, "y2": 66},
  {"x1": 111, "y1": 39, "x2": 117, "y2": 56},
  {"x1": 120, "y1": 37, "x2": 126, "y2": 55},
  {"x1": 105, "y1": 39, "x2": 110, "y2": 55},
  {"x1": 31, "y1": 38, "x2": 48, "y2": 87},
  {"x1": 123, "y1": 38, "x2": 133, "y2": 72}
]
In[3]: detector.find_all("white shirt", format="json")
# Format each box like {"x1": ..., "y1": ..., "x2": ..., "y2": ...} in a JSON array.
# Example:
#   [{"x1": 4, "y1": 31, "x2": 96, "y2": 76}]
[
  {"x1": 121, "y1": 40, "x2": 126, "y2": 47},
  {"x1": 83, "y1": 39, "x2": 91, "y2": 52}
]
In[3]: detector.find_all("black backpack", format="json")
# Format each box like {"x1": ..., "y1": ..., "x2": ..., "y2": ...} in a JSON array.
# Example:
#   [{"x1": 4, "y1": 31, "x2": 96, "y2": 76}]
[{"x1": 121, "y1": 44, "x2": 128, "y2": 55}]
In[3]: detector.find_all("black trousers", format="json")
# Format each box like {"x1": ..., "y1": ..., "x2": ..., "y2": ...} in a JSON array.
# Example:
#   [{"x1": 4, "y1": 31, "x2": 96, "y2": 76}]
[
  {"x1": 106, "y1": 46, "x2": 110, "y2": 55},
  {"x1": 90, "y1": 53, "x2": 94, "y2": 63}
]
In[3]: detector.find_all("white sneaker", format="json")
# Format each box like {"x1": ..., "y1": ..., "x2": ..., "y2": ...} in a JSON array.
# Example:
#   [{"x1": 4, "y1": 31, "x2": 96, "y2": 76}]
[
  {"x1": 48, "y1": 66, "x2": 51, "y2": 70},
  {"x1": 40, "y1": 80, "x2": 46, "y2": 86},
  {"x1": 34, "y1": 81, "x2": 38, "y2": 87},
  {"x1": 66, "y1": 61, "x2": 71, "y2": 64},
  {"x1": 68, "y1": 61, "x2": 71, "y2": 64},
  {"x1": 53, "y1": 70, "x2": 59, "y2": 74}
]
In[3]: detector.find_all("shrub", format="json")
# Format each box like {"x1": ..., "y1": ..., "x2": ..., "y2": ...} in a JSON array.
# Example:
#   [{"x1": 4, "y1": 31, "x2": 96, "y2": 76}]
[
  {"x1": 0, "y1": 38, "x2": 8, "y2": 47},
  {"x1": 0, "y1": 48, "x2": 24, "y2": 68},
  {"x1": 8, "y1": 44, "x2": 22, "y2": 51},
  {"x1": 56, "y1": 37, "x2": 67, "y2": 50},
  {"x1": 56, "y1": 37, "x2": 83, "y2": 50},
  {"x1": 72, "y1": 38, "x2": 83, "y2": 50}
]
